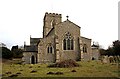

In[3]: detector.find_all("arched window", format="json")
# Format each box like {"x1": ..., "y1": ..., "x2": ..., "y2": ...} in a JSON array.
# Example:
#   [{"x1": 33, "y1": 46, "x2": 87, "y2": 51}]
[
  {"x1": 47, "y1": 44, "x2": 53, "y2": 53},
  {"x1": 51, "y1": 19, "x2": 55, "y2": 27},
  {"x1": 47, "y1": 47, "x2": 49, "y2": 53},
  {"x1": 63, "y1": 32, "x2": 74, "y2": 50},
  {"x1": 50, "y1": 46, "x2": 52, "y2": 53},
  {"x1": 83, "y1": 44, "x2": 87, "y2": 53},
  {"x1": 71, "y1": 39, "x2": 73, "y2": 50},
  {"x1": 67, "y1": 39, "x2": 70, "y2": 50}
]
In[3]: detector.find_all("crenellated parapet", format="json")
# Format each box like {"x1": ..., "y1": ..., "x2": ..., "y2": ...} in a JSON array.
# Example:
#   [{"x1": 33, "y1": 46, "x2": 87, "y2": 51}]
[{"x1": 45, "y1": 12, "x2": 62, "y2": 17}]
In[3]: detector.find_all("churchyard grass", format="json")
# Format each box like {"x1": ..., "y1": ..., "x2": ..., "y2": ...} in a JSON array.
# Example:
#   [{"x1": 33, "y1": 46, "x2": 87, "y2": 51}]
[{"x1": 2, "y1": 60, "x2": 119, "y2": 77}]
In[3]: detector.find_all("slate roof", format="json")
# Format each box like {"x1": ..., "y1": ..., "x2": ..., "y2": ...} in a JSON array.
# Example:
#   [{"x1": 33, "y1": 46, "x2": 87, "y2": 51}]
[
  {"x1": 24, "y1": 45, "x2": 37, "y2": 52},
  {"x1": 55, "y1": 19, "x2": 81, "y2": 28},
  {"x1": 30, "y1": 38, "x2": 40, "y2": 45},
  {"x1": 81, "y1": 36, "x2": 91, "y2": 40}
]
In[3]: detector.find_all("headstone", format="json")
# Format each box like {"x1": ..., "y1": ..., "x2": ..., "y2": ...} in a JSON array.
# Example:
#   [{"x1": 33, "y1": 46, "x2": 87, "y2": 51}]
[{"x1": 102, "y1": 55, "x2": 109, "y2": 63}]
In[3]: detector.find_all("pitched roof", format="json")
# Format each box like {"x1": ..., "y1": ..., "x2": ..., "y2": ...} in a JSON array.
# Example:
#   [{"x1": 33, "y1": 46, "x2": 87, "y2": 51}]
[
  {"x1": 56, "y1": 19, "x2": 81, "y2": 28},
  {"x1": 24, "y1": 45, "x2": 37, "y2": 52},
  {"x1": 45, "y1": 19, "x2": 81, "y2": 37},
  {"x1": 65, "y1": 19, "x2": 81, "y2": 28},
  {"x1": 46, "y1": 27, "x2": 54, "y2": 37},
  {"x1": 81, "y1": 36, "x2": 91, "y2": 40},
  {"x1": 30, "y1": 38, "x2": 40, "y2": 45}
]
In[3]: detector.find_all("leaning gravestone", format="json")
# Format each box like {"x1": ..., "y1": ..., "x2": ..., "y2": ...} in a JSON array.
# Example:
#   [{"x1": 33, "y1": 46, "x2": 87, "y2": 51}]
[{"x1": 109, "y1": 56, "x2": 114, "y2": 63}]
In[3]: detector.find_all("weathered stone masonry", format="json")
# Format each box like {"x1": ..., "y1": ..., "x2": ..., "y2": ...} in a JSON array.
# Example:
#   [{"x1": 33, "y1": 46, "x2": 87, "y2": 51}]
[{"x1": 22, "y1": 12, "x2": 99, "y2": 64}]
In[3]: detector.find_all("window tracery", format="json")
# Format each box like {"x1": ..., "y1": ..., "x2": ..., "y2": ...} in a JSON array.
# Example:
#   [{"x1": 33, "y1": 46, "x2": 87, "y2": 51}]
[{"x1": 63, "y1": 32, "x2": 74, "y2": 50}]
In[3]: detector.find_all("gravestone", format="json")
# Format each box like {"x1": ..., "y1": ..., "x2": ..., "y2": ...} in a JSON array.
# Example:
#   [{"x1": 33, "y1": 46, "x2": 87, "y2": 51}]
[{"x1": 102, "y1": 56, "x2": 109, "y2": 63}]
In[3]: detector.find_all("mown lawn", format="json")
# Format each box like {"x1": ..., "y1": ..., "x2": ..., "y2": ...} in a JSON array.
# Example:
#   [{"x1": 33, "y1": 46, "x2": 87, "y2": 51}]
[{"x1": 2, "y1": 60, "x2": 120, "y2": 78}]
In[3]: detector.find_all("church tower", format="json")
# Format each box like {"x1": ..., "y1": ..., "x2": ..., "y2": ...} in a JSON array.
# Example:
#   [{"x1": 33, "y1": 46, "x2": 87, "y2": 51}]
[{"x1": 43, "y1": 12, "x2": 62, "y2": 37}]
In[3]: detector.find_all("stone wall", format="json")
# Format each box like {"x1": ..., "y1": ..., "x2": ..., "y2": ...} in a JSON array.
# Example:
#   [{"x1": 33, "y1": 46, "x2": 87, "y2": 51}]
[
  {"x1": 22, "y1": 52, "x2": 37, "y2": 64},
  {"x1": 81, "y1": 36, "x2": 92, "y2": 61},
  {"x1": 23, "y1": 12, "x2": 94, "y2": 64},
  {"x1": 43, "y1": 12, "x2": 62, "y2": 37},
  {"x1": 37, "y1": 12, "x2": 92, "y2": 63},
  {"x1": 55, "y1": 20, "x2": 81, "y2": 62},
  {"x1": 38, "y1": 31, "x2": 56, "y2": 63},
  {"x1": 91, "y1": 47, "x2": 100, "y2": 60}
]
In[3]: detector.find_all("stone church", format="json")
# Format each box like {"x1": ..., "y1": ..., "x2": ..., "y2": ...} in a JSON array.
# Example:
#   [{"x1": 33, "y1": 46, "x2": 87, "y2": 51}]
[{"x1": 22, "y1": 12, "x2": 100, "y2": 64}]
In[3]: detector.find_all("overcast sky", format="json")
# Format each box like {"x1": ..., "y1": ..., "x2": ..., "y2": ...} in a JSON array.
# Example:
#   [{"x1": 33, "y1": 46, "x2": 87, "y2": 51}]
[{"x1": 0, "y1": 0, "x2": 119, "y2": 49}]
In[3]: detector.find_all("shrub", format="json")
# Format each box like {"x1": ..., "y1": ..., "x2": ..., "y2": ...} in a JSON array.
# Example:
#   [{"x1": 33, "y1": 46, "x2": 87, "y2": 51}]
[
  {"x1": 29, "y1": 66, "x2": 32, "y2": 68},
  {"x1": 30, "y1": 70, "x2": 37, "y2": 73},
  {"x1": 47, "y1": 72, "x2": 54, "y2": 75},
  {"x1": 2, "y1": 47, "x2": 13, "y2": 59},
  {"x1": 47, "y1": 72, "x2": 63, "y2": 75},
  {"x1": 38, "y1": 66, "x2": 40, "y2": 68},
  {"x1": 16, "y1": 72, "x2": 21, "y2": 74},
  {"x1": 5, "y1": 71, "x2": 12, "y2": 74},
  {"x1": 71, "y1": 70, "x2": 76, "y2": 72},
  {"x1": 48, "y1": 59, "x2": 80, "y2": 68},
  {"x1": 20, "y1": 69, "x2": 23, "y2": 71},
  {"x1": 55, "y1": 72, "x2": 63, "y2": 75},
  {"x1": 9, "y1": 74, "x2": 18, "y2": 77}
]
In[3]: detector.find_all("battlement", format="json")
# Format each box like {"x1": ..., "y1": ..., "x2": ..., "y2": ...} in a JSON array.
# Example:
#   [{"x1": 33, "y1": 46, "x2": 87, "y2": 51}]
[{"x1": 45, "y1": 12, "x2": 61, "y2": 17}]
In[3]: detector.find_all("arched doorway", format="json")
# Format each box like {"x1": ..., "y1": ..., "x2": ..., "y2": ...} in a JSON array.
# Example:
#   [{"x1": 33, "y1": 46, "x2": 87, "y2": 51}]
[{"x1": 31, "y1": 55, "x2": 35, "y2": 64}]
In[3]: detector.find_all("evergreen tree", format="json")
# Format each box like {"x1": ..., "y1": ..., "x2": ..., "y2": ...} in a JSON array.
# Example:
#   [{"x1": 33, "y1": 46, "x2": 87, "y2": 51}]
[
  {"x1": 1, "y1": 47, "x2": 13, "y2": 59},
  {"x1": 113, "y1": 40, "x2": 120, "y2": 56}
]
